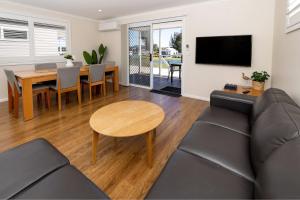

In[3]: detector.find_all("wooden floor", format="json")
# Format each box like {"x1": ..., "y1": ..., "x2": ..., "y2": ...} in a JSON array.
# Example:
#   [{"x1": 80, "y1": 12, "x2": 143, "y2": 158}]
[{"x1": 0, "y1": 85, "x2": 208, "y2": 199}]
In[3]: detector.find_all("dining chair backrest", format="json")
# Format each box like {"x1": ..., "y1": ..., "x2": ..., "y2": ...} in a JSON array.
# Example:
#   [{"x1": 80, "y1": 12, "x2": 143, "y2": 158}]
[
  {"x1": 104, "y1": 61, "x2": 115, "y2": 67},
  {"x1": 35, "y1": 63, "x2": 57, "y2": 71},
  {"x1": 89, "y1": 64, "x2": 106, "y2": 83},
  {"x1": 57, "y1": 67, "x2": 80, "y2": 90},
  {"x1": 73, "y1": 61, "x2": 83, "y2": 68},
  {"x1": 4, "y1": 69, "x2": 21, "y2": 94}
]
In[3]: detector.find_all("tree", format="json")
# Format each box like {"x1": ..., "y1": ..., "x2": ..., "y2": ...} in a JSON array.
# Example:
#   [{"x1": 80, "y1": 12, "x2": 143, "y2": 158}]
[
  {"x1": 153, "y1": 43, "x2": 159, "y2": 53},
  {"x1": 169, "y1": 32, "x2": 182, "y2": 53},
  {"x1": 153, "y1": 43, "x2": 159, "y2": 57}
]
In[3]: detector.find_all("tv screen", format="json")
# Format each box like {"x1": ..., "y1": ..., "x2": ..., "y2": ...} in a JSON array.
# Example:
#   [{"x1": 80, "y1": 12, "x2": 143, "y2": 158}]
[{"x1": 195, "y1": 35, "x2": 252, "y2": 67}]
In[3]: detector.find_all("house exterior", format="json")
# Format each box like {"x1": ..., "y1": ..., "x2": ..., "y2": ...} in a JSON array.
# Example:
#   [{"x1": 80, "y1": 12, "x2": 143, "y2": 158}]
[{"x1": 161, "y1": 47, "x2": 178, "y2": 56}]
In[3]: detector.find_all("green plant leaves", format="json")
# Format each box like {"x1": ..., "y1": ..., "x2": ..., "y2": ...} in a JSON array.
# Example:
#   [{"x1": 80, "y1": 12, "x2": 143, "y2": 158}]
[
  {"x1": 83, "y1": 51, "x2": 92, "y2": 65},
  {"x1": 83, "y1": 43, "x2": 107, "y2": 65},
  {"x1": 92, "y1": 50, "x2": 98, "y2": 64},
  {"x1": 251, "y1": 71, "x2": 270, "y2": 82},
  {"x1": 98, "y1": 44, "x2": 107, "y2": 64}
]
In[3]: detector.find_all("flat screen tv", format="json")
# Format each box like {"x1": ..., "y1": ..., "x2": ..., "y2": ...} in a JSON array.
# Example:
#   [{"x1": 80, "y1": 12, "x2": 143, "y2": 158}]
[{"x1": 195, "y1": 35, "x2": 252, "y2": 67}]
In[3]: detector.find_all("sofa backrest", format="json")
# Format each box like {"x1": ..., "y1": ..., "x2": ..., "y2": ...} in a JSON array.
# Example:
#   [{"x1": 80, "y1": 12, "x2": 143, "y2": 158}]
[
  {"x1": 252, "y1": 88, "x2": 298, "y2": 123},
  {"x1": 255, "y1": 137, "x2": 300, "y2": 198},
  {"x1": 251, "y1": 103, "x2": 300, "y2": 198}
]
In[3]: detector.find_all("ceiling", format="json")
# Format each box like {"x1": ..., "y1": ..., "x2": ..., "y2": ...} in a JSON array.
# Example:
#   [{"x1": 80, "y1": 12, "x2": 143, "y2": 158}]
[{"x1": 8, "y1": 0, "x2": 208, "y2": 20}]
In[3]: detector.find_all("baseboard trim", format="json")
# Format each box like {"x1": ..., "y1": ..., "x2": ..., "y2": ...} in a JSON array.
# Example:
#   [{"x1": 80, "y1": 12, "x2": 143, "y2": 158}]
[
  {"x1": 182, "y1": 93, "x2": 210, "y2": 102},
  {"x1": 0, "y1": 98, "x2": 8, "y2": 103}
]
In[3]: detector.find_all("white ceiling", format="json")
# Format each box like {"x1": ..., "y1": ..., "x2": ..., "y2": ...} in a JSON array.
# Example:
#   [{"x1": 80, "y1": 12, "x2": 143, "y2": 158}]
[{"x1": 8, "y1": 0, "x2": 208, "y2": 20}]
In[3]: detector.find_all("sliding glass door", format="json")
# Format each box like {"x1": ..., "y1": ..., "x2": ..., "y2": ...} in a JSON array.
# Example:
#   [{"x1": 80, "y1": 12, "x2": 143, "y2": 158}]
[{"x1": 128, "y1": 24, "x2": 153, "y2": 88}]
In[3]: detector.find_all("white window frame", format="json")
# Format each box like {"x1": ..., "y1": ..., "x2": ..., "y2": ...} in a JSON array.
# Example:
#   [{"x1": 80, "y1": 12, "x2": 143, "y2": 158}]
[
  {"x1": 0, "y1": 12, "x2": 71, "y2": 66},
  {"x1": 0, "y1": 25, "x2": 29, "y2": 41},
  {"x1": 286, "y1": 0, "x2": 300, "y2": 33}
]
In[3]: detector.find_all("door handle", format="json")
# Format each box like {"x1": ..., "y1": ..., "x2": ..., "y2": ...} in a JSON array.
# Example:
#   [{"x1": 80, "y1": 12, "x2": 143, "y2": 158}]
[{"x1": 150, "y1": 53, "x2": 152, "y2": 62}]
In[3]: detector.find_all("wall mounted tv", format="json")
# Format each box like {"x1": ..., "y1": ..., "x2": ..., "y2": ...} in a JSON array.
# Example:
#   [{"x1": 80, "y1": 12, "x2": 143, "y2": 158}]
[{"x1": 195, "y1": 35, "x2": 252, "y2": 67}]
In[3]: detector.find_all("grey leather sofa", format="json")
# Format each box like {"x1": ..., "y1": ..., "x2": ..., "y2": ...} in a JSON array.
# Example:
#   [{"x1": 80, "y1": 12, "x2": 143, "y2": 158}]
[
  {"x1": 0, "y1": 139, "x2": 108, "y2": 199},
  {"x1": 146, "y1": 88, "x2": 300, "y2": 199}
]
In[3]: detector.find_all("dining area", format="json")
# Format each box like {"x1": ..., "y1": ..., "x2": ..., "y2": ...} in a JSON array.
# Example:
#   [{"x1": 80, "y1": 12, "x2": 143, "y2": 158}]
[{"x1": 5, "y1": 62, "x2": 119, "y2": 121}]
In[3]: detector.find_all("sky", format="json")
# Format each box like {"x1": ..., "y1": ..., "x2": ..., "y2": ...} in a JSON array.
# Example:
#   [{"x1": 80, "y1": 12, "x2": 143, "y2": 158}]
[{"x1": 153, "y1": 28, "x2": 182, "y2": 48}]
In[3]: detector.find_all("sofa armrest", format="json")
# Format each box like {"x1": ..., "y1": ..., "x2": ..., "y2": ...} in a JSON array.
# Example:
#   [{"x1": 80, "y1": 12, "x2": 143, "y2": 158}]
[{"x1": 210, "y1": 90, "x2": 257, "y2": 115}]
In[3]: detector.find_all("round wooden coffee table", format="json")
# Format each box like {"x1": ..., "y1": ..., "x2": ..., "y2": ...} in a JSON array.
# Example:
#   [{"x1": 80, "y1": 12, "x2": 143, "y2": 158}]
[{"x1": 90, "y1": 100, "x2": 165, "y2": 167}]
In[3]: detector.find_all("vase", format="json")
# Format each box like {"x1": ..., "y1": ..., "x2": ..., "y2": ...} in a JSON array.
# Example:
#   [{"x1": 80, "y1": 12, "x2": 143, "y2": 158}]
[
  {"x1": 252, "y1": 81, "x2": 265, "y2": 91},
  {"x1": 66, "y1": 59, "x2": 74, "y2": 67}
]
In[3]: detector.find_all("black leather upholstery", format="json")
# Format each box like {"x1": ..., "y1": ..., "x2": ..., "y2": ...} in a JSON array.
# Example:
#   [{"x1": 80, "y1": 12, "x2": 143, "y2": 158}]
[
  {"x1": 255, "y1": 137, "x2": 300, "y2": 199},
  {"x1": 179, "y1": 121, "x2": 254, "y2": 182},
  {"x1": 251, "y1": 103, "x2": 300, "y2": 172},
  {"x1": 13, "y1": 165, "x2": 108, "y2": 199},
  {"x1": 0, "y1": 139, "x2": 108, "y2": 199},
  {"x1": 197, "y1": 106, "x2": 250, "y2": 135},
  {"x1": 147, "y1": 150, "x2": 253, "y2": 199},
  {"x1": 0, "y1": 139, "x2": 69, "y2": 199},
  {"x1": 252, "y1": 88, "x2": 298, "y2": 123},
  {"x1": 147, "y1": 88, "x2": 300, "y2": 199},
  {"x1": 210, "y1": 90, "x2": 256, "y2": 115}
]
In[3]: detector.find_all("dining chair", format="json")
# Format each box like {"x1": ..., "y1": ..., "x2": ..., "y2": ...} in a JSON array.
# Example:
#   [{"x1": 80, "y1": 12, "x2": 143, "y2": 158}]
[
  {"x1": 81, "y1": 64, "x2": 106, "y2": 100},
  {"x1": 104, "y1": 61, "x2": 115, "y2": 92},
  {"x1": 50, "y1": 67, "x2": 81, "y2": 111},
  {"x1": 35, "y1": 63, "x2": 57, "y2": 72},
  {"x1": 161, "y1": 57, "x2": 181, "y2": 83},
  {"x1": 4, "y1": 69, "x2": 50, "y2": 118}
]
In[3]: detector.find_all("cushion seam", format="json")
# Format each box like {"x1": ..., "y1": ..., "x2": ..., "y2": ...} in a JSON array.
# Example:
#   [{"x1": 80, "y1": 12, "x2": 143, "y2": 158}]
[
  {"x1": 198, "y1": 120, "x2": 250, "y2": 137},
  {"x1": 9, "y1": 163, "x2": 70, "y2": 199},
  {"x1": 178, "y1": 149, "x2": 255, "y2": 183},
  {"x1": 212, "y1": 94, "x2": 255, "y2": 105}
]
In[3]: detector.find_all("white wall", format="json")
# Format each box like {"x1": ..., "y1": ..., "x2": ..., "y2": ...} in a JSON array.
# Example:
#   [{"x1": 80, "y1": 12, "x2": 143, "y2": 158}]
[
  {"x1": 99, "y1": 0, "x2": 275, "y2": 100},
  {"x1": 272, "y1": 0, "x2": 300, "y2": 104},
  {"x1": 0, "y1": 1, "x2": 101, "y2": 101}
]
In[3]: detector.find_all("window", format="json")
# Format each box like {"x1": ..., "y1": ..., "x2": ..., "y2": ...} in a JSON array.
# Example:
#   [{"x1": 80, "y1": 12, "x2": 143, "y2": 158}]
[
  {"x1": 34, "y1": 22, "x2": 67, "y2": 56},
  {"x1": 0, "y1": 17, "x2": 30, "y2": 57},
  {"x1": 0, "y1": 13, "x2": 70, "y2": 65},
  {"x1": 287, "y1": 0, "x2": 300, "y2": 33}
]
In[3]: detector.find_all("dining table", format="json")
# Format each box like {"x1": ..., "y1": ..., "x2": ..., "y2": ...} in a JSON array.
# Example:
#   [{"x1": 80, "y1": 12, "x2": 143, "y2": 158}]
[{"x1": 12, "y1": 65, "x2": 119, "y2": 121}]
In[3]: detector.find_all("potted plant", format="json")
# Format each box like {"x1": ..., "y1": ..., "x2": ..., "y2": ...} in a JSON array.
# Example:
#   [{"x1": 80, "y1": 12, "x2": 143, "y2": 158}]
[
  {"x1": 251, "y1": 71, "x2": 270, "y2": 91},
  {"x1": 64, "y1": 54, "x2": 74, "y2": 67},
  {"x1": 83, "y1": 44, "x2": 107, "y2": 65}
]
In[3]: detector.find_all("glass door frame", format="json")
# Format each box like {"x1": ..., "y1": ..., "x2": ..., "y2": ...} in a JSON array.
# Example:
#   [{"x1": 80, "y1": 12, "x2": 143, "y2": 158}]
[
  {"x1": 152, "y1": 25, "x2": 183, "y2": 78},
  {"x1": 128, "y1": 22, "x2": 154, "y2": 89}
]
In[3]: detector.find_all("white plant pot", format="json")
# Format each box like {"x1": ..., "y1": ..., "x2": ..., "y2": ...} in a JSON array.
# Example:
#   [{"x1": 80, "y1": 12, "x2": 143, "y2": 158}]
[{"x1": 66, "y1": 59, "x2": 74, "y2": 67}]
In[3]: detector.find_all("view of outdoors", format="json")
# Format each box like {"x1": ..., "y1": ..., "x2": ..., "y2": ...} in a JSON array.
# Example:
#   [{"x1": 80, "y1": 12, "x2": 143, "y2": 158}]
[{"x1": 153, "y1": 27, "x2": 182, "y2": 77}]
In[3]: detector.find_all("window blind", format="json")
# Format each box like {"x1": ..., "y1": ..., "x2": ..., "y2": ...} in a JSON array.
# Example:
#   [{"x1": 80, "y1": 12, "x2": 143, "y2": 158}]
[
  {"x1": 0, "y1": 17, "x2": 30, "y2": 57},
  {"x1": 34, "y1": 22, "x2": 67, "y2": 56},
  {"x1": 287, "y1": 0, "x2": 300, "y2": 32}
]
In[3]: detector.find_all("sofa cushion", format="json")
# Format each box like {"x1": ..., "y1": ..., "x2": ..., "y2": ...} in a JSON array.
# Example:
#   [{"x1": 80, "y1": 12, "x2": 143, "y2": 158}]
[
  {"x1": 251, "y1": 103, "x2": 300, "y2": 172},
  {"x1": 13, "y1": 165, "x2": 108, "y2": 199},
  {"x1": 197, "y1": 107, "x2": 250, "y2": 135},
  {"x1": 179, "y1": 122, "x2": 254, "y2": 182},
  {"x1": 255, "y1": 137, "x2": 300, "y2": 199},
  {"x1": 146, "y1": 150, "x2": 253, "y2": 199},
  {"x1": 0, "y1": 139, "x2": 69, "y2": 199},
  {"x1": 252, "y1": 88, "x2": 298, "y2": 123}
]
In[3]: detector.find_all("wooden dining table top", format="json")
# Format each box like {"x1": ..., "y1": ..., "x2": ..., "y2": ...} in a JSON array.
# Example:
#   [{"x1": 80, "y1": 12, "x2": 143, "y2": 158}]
[{"x1": 14, "y1": 65, "x2": 117, "y2": 80}]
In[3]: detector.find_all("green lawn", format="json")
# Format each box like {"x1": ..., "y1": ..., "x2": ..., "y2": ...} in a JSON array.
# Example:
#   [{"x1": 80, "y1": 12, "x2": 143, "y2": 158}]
[
  {"x1": 129, "y1": 55, "x2": 182, "y2": 69},
  {"x1": 153, "y1": 56, "x2": 181, "y2": 69}
]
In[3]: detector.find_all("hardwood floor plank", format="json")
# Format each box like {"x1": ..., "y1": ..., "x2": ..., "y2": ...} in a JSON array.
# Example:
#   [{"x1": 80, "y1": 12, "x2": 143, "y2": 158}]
[{"x1": 0, "y1": 85, "x2": 208, "y2": 199}]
